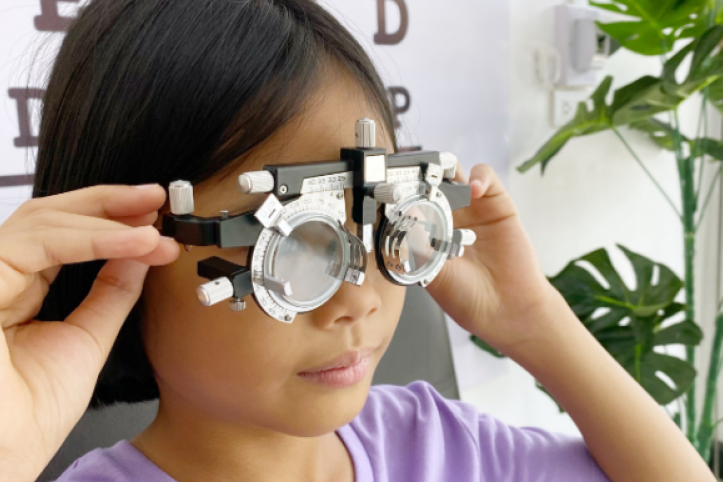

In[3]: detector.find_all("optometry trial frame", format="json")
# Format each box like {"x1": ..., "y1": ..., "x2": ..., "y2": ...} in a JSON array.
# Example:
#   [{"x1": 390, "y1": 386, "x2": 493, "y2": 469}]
[{"x1": 161, "y1": 118, "x2": 476, "y2": 323}]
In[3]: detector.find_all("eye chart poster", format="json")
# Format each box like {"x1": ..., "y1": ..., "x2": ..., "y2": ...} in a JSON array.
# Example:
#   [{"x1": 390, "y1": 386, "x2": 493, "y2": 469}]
[{"x1": 0, "y1": 0, "x2": 510, "y2": 390}]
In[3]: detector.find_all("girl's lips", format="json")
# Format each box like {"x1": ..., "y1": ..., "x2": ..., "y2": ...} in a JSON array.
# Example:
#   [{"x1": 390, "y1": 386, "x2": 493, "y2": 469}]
[{"x1": 298, "y1": 351, "x2": 372, "y2": 388}]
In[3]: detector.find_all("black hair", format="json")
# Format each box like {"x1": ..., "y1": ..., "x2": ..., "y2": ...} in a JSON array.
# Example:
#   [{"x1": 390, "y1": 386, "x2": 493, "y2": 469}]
[{"x1": 32, "y1": 0, "x2": 397, "y2": 408}]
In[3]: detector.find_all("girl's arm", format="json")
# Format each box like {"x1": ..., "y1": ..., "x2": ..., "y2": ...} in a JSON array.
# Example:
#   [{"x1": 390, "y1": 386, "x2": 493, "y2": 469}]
[
  {"x1": 426, "y1": 163, "x2": 713, "y2": 482},
  {"x1": 509, "y1": 289, "x2": 714, "y2": 482}
]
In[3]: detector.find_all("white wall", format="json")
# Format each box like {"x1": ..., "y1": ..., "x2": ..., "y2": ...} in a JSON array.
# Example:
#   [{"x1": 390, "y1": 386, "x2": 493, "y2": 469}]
[{"x1": 459, "y1": 0, "x2": 723, "y2": 439}]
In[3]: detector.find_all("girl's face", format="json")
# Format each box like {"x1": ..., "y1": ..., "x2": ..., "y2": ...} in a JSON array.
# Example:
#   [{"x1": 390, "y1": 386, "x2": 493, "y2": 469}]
[{"x1": 142, "y1": 70, "x2": 406, "y2": 437}]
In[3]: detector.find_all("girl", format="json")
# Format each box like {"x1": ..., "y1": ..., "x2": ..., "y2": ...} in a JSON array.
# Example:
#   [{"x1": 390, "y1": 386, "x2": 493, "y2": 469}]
[{"x1": 0, "y1": 1, "x2": 711, "y2": 481}]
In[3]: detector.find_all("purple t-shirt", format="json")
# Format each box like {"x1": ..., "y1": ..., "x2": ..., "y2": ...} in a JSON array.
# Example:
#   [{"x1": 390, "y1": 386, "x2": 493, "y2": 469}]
[{"x1": 53, "y1": 381, "x2": 609, "y2": 481}]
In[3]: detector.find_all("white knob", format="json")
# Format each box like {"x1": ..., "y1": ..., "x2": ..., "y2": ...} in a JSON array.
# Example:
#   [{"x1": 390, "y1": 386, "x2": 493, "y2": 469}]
[
  {"x1": 457, "y1": 229, "x2": 477, "y2": 246},
  {"x1": 356, "y1": 118, "x2": 376, "y2": 148},
  {"x1": 238, "y1": 171, "x2": 275, "y2": 194},
  {"x1": 197, "y1": 277, "x2": 234, "y2": 306},
  {"x1": 169, "y1": 180, "x2": 194, "y2": 215},
  {"x1": 373, "y1": 182, "x2": 403, "y2": 204},
  {"x1": 440, "y1": 152, "x2": 458, "y2": 179}
]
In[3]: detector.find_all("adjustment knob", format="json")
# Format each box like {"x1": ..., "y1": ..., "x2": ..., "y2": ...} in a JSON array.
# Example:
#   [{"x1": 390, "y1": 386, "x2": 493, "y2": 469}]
[
  {"x1": 169, "y1": 180, "x2": 194, "y2": 215},
  {"x1": 457, "y1": 229, "x2": 477, "y2": 246},
  {"x1": 197, "y1": 277, "x2": 234, "y2": 306},
  {"x1": 356, "y1": 118, "x2": 376, "y2": 148},
  {"x1": 373, "y1": 182, "x2": 403, "y2": 204},
  {"x1": 238, "y1": 171, "x2": 275, "y2": 194},
  {"x1": 440, "y1": 152, "x2": 458, "y2": 180}
]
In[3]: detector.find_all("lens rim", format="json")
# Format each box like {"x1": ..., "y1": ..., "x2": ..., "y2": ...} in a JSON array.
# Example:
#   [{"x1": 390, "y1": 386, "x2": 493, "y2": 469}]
[
  {"x1": 264, "y1": 214, "x2": 349, "y2": 311},
  {"x1": 250, "y1": 190, "x2": 349, "y2": 323},
  {"x1": 375, "y1": 192, "x2": 453, "y2": 287}
]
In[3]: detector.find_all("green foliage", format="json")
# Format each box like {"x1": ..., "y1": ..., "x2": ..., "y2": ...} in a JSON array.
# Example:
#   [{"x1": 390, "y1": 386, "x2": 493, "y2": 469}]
[
  {"x1": 629, "y1": 118, "x2": 723, "y2": 162},
  {"x1": 590, "y1": 0, "x2": 707, "y2": 56},
  {"x1": 470, "y1": 245, "x2": 703, "y2": 410},
  {"x1": 548, "y1": 245, "x2": 701, "y2": 406},
  {"x1": 517, "y1": 25, "x2": 723, "y2": 174}
]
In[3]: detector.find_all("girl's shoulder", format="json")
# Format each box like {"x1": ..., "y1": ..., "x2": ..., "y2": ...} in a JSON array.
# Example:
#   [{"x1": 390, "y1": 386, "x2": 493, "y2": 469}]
[
  {"x1": 338, "y1": 380, "x2": 610, "y2": 482},
  {"x1": 51, "y1": 439, "x2": 172, "y2": 482}
]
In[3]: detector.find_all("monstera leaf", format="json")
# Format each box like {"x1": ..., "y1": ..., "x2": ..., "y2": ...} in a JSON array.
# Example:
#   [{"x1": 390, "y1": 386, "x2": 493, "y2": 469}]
[
  {"x1": 590, "y1": 0, "x2": 708, "y2": 56},
  {"x1": 629, "y1": 118, "x2": 685, "y2": 150},
  {"x1": 518, "y1": 25, "x2": 723, "y2": 174},
  {"x1": 629, "y1": 118, "x2": 723, "y2": 162},
  {"x1": 550, "y1": 245, "x2": 701, "y2": 405},
  {"x1": 470, "y1": 245, "x2": 702, "y2": 409},
  {"x1": 707, "y1": 77, "x2": 723, "y2": 113}
]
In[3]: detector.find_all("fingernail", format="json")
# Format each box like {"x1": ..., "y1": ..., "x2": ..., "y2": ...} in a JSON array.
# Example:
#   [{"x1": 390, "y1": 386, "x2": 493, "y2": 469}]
[{"x1": 135, "y1": 183, "x2": 160, "y2": 189}]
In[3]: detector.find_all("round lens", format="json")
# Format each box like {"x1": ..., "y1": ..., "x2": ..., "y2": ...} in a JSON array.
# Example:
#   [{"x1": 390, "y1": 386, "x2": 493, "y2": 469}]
[
  {"x1": 377, "y1": 196, "x2": 450, "y2": 286},
  {"x1": 397, "y1": 202, "x2": 445, "y2": 275},
  {"x1": 270, "y1": 220, "x2": 344, "y2": 305}
]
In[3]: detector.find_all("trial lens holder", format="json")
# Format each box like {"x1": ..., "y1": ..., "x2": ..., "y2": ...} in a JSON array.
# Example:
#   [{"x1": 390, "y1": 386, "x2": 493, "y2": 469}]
[{"x1": 161, "y1": 118, "x2": 476, "y2": 323}]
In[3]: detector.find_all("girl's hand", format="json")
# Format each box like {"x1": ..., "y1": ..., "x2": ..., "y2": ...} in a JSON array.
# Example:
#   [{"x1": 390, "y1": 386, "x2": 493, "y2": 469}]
[
  {"x1": 0, "y1": 185, "x2": 180, "y2": 482},
  {"x1": 426, "y1": 164, "x2": 563, "y2": 356}
]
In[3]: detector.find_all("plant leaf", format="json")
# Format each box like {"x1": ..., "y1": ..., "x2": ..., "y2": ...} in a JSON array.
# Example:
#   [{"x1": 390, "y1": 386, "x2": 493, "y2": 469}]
[
  {"x1": 629, "y1": 118, "x2": 723, "y2": 162},
  {"x1": 629, "y1": 118, "x2": 686, "y2": 150},
  {"x1": 664, "y1": 25, "x2": 723, "y2": 97},
  {"x1": 692, "y1": 137, "x2": 723, "y2": 161},
  {"x1": 517, "y1": 77, "x2": 613, "y2": 174},
  {"x1": 706, "y1": 76, "x2": 723, "y2": 114},
  {"x1": 638, "y1": 352, "x2": 697, "y2": 404},
  {"x1": 547, "y1": 245, "x2": 699, "y2": 407},
  {"x1": 590, "y1": 0, "x2": 708, "y2": 56},
  {"x1": 610, "y1": 76, "x2": 683, "y2": 125},
  {"x1": 654, "y1": 319, "x2": 704, "y2": 346}
]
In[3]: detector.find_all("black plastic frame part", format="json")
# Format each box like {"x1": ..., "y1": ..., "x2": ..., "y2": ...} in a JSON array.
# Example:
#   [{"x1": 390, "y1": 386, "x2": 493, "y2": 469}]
[{"x1": 161, "y1": 212, "x2": 263, "y2": 248}]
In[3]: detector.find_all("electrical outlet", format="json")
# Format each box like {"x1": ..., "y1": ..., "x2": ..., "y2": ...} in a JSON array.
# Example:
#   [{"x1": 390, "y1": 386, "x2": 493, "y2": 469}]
[{"x1": 552, "y1": 89, "x2": 591, "y2": 127}]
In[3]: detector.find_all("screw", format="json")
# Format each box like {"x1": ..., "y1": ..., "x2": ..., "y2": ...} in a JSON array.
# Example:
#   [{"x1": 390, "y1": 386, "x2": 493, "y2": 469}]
[
  {"x1": 436, "y1": 191, "x2": 442, "y2": 198},
  {"x1": 337, "y1": 192, "x2": 344, "y2": 200},
  {"x1": 284, "y1": 314, "x2": 292, "y2": 322},
  {"x1": 279, "y1": 185, "x2": 289, "y2": 195},
  {"x1": 220, "y1": 210, "x2": 228, "y2": 219}
]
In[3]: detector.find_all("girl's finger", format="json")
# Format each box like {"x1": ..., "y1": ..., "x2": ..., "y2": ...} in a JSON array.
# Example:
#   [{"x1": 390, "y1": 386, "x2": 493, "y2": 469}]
[
  {"x1": 129, "y1": 236, "x2": 180, "y2": 266},
  {"x1": 0, "y1": 225, "x2": 164, "y2": 280},
  {"x1": 37, "y1": 234, "x2": 178, "y2": 290},
  {"x1": 451, "y1": 160, "x2": 469, "y2": 185},
  {"x1": 453, "y1": 164, "x2": 519, "y2": 229},
  {"x1": 63, "y1": 259, "x2": 150, "y2": 370},
  {"x1": 111, "y1": 211, "x2": 159, "y2": 228},
  {"x1": 21, "y1": 184, "x2": 166, "y2": 220}
]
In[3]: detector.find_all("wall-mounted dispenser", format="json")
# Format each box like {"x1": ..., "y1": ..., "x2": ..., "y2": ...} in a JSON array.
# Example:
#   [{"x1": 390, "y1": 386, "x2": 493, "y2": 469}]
[{"x1": 554, "y1": 4, "x2": 610, "y2": 88}]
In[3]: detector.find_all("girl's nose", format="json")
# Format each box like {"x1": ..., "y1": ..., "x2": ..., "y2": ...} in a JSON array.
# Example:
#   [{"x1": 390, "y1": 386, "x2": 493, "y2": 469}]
[{"x1": 307, "y1": 273, "x2": 382, "y2": 329}]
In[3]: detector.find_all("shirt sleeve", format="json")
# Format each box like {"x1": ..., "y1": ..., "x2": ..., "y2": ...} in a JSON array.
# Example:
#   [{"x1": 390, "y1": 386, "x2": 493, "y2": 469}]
[{"x1": 350, "y1": 381, "x2": 611, "y2": 482}]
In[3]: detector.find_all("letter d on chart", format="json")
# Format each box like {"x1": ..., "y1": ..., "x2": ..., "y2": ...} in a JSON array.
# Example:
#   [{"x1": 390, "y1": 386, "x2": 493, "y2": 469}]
[{"x1": 374, "y1": 0, "x2": 408, "y2": 45}]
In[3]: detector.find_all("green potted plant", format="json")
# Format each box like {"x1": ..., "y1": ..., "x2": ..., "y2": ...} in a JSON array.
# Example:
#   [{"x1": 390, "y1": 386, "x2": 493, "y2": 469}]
[{"x1": 473, "y1": 0, "x2": 723, "y2": 464}]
